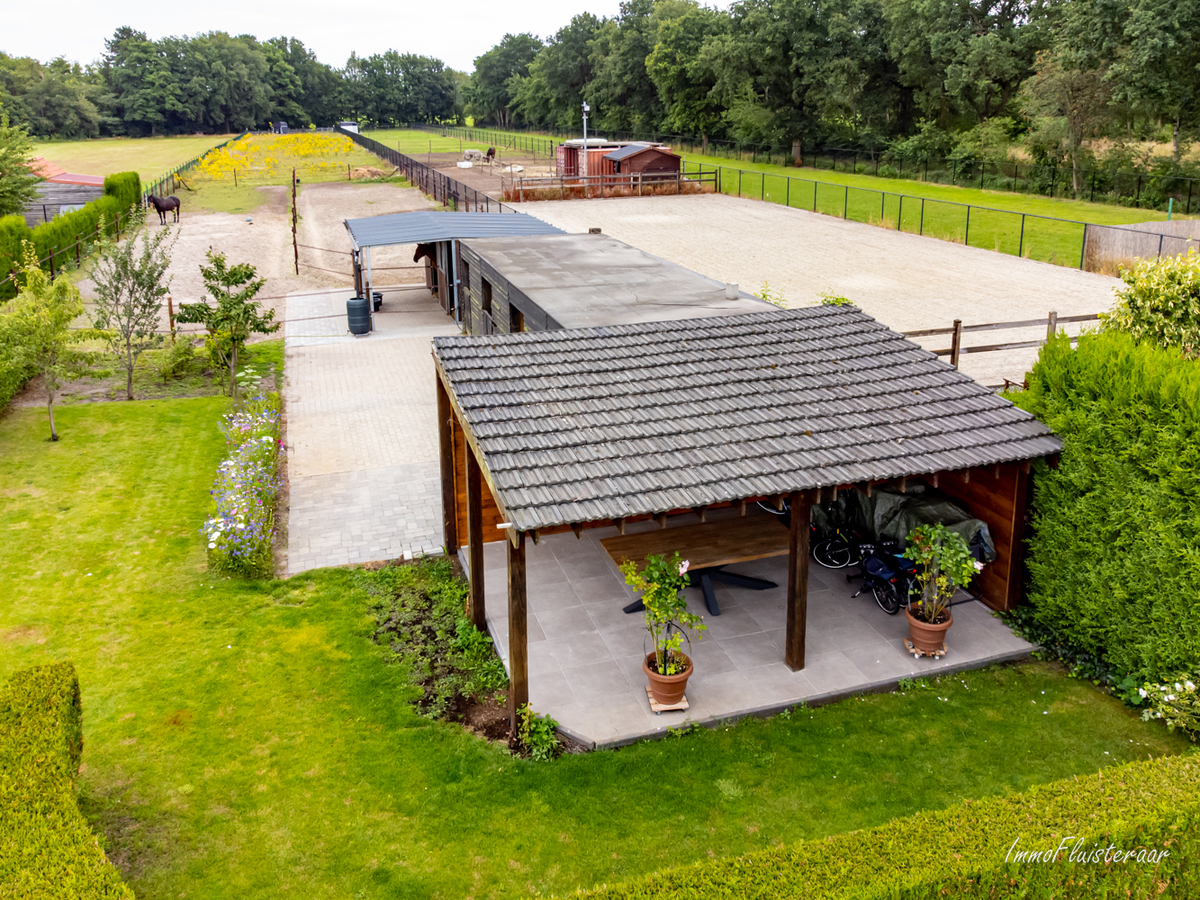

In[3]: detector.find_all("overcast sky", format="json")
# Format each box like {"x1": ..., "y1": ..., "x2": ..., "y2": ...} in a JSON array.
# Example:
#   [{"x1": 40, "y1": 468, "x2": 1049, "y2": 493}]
[{"x1": 4, "y1": 0, "x2": 640, "y2": 73}]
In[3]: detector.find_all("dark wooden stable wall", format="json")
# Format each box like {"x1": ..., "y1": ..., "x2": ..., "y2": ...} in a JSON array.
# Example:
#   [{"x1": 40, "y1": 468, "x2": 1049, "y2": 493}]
[{"x1": 925, "y1": 461, "x2": 1030, "y2": 612}]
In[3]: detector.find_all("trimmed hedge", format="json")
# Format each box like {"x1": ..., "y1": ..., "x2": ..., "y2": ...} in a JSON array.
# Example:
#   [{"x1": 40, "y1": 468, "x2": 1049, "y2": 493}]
[
  {"x1": 574, "y1": 753, "x2": 1199, "y2": 899},
  {"x1": 1014, "y1": 331, "x2": 1200, "y2": 683},
  {"x1": 0, "y1": 171, "x2": 141, "y2": 300},
  {"x1": 0, "y1": 663, "x2": 134, "y2": 899}
]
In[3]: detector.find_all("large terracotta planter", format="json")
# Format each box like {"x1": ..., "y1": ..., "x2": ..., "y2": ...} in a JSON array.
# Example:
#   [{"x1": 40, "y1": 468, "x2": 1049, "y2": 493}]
[
  {"x1": 905, "y1": 607, "x2": 953, "y2": 655},
  {"x1": 643, "y1": 652, "x2": 693, "y2": 705}
]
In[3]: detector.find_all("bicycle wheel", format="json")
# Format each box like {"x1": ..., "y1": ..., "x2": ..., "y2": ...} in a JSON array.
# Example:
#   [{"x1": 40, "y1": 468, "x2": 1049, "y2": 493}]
[
  {"x1": 872, "y1": 580, "x2": 901, "y2": 615},
  {"x1": 813, "y1": 538, "x2": 852, "y2": 569}
]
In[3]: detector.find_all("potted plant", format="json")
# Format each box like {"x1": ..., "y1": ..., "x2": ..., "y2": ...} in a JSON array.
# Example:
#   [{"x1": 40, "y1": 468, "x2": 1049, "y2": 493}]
[
  {"x1": 902, "y1": 523, "x2": 979, "y2": 656},
  {"x1": 620, "y1": 552, "x2": 707, "y2": 705}
]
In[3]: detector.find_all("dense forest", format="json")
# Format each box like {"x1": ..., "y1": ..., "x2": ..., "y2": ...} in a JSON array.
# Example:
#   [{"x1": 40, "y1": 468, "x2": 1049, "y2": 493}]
[
  {"x1": 0, "y1": 29, "x2": 463, "y2": 138},
  {"x1": 2, "y1": 0, "x2": 1198, "y2": 178}
]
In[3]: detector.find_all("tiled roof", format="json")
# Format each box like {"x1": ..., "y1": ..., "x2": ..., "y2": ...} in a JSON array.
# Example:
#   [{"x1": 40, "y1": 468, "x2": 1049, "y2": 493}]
[{"x1": 433, "y1": 305, "x2": 1062, "y2": 532}]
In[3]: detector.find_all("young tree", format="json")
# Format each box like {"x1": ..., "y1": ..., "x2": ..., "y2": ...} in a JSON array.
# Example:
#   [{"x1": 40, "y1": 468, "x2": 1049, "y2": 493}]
[
  {"x1": 175, "y1": 250, "x2": 278, "y2": 398},
  {"x1": 91, "y1": 225, "x2": 177, "y2": 400},
  {"x1": 0, "y1": 113, "x2": 40, "y2": 217},
  {"x1": 0, "y1": 244, "x2": 95, "y2": 440},
  {"x1": 1020, "y1": 51, "x2": 1111, "y2": 195}
]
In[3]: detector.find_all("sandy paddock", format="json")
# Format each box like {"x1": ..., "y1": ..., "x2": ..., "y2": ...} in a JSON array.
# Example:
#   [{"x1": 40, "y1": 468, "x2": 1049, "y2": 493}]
[{"x1": 519, "y1": 193, "x2": 1123, "y2": 386}]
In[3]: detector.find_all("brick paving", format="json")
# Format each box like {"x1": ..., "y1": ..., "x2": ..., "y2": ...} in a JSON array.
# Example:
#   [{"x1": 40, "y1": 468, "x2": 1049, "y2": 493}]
[{"x1": 283, "y1": 287, "x2": 459, "y2": 574}]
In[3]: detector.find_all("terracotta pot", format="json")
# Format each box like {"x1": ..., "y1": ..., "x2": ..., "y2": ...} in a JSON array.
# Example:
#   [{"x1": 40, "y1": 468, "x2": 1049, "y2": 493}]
[
  {"x1": 905, "y1": 607, "x2": 953, "y2": 655},
  {"x1": 643, "y1": 652, "x2": 693, "y2": 706}
]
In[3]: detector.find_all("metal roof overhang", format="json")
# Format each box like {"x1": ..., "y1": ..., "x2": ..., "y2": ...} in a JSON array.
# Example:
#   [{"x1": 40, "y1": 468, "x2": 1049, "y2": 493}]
[{"x1": 344, "y1": 210, "x2": 565, "y2": 251}]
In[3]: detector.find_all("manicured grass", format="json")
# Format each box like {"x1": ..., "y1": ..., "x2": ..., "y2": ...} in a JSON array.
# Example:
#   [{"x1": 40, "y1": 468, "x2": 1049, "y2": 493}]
[
  {"x1": 32, "y1": 135, "x2": 235, "y2": 182},
  {"x1": 362, "y1": 128, "x2": 495, "y2": 157},
  {"x1": 0, "y1": 398, "x2": 1190, "y2": 898}
]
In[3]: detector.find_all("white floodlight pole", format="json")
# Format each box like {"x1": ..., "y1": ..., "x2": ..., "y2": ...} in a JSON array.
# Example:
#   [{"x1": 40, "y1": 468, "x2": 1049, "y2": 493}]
[{"x1": 582, "y1": 101, "x2": 590, "y2": 197}]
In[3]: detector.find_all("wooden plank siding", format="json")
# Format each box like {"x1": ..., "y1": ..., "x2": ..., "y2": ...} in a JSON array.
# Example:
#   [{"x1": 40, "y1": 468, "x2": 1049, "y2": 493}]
[
  {"x1": 458, "y1": 243, "x2": 556, "y2": 336},
  {"x1": 924, "y1": 462, "x2": 1030, "y2": 612},
  {"x1": 451, "y1": 413, "x2": 507, "y2": 545}
]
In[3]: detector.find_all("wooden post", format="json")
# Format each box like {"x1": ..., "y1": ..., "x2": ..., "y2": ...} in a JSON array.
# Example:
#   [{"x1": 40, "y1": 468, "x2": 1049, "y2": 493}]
[
  {"x1": 785, "y1": 490, "x2": 813, "y2": 671},
  {"x1": 508, "y1": 531, "x2": 528, "y2": 731},
  {"x1": 167, "y1": 296, "x2": 176, "y2": 342},
  {"x1": 950, "y1": 319, "x2": 963, "y2": 369},
  {"x1": 291, "y1": 168, "x2": 299, "y2": 276},
  {"x1": 466, "y1": 445, "x2": 486, "y2": 631},
  {"x1": 1046, "y1": 310, "x2": 1058, "y2": 342},
  {"x1": 437, "y1": 379, "x2": 458, "y2": 554}
]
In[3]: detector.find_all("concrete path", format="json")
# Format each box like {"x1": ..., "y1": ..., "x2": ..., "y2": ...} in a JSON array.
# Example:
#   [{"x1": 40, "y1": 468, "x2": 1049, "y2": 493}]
[
  {"x1": 283, "y1": 287, "x2": 459, "y2": 575},
  {"x1": 522, "y1": 194, "x2": 1123, "y2": 386}
]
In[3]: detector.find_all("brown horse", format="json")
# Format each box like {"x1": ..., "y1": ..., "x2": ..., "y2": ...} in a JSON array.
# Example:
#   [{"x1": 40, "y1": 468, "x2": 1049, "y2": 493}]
[
  {"x1": 148, "y1": 194, "x2": 181, "y2": 225},
  {"x1": 485, "y1": 147, "x2": 496, "y2": 164},
  {"x1": 413, "y1": 243, "x2": 435, "y2": 265}
]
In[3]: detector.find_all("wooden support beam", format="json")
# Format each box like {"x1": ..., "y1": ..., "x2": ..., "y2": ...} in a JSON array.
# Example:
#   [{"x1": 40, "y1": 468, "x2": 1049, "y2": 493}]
[
  {"x1": 571, "y1": 522, "x2": 583, "y2": 539},
  {"x1": 436, "y1": 378, "x2": 458, "y2": 554},
  {"x1": 931, "y1": 473, "x2": 940, "y2": 488},
  {"x1": 1021, "y1": 460, "x2": 1031, "y2": 474},
  {"x1": 899, "y1": 476, "x2": 907, "y2": 493},
  {"x1": 831, "y1": 486, "x2": 839, "y2": 501},
  {"x1": 531, "y1": 529, "x2": 540, "y2": 545},
  {"x1": 993, "y1": 464, "x2": 1001, "y2": 479},
  {"x1": 656, "y1": 512, "x2": 667, "y2": 529},
  {"x1": 865, "y1": 481, "x2": 873, "y2": 498},
  {"x1": 785, "y1": 491, "x2": 813, "y2": 671},
  {"x1": 694, "y1": 505, "x2": 708, "y2": 523},
  {"x1": 616, "y1": 517, "x2": 627, "y2": 535},
  {"x1": 773, "y1": 495, "x2": 786, "y2": 511},
  {"x1": 738, "y1": 499, "x2": 747, "y2": 516},
  {"x1": 815, "y1": 487, "x2": 822, "y2": 504},
  {"x1": 465, "y1": 446, "x2": 486, "y2": 631},
  {"x1": 963, "y1": 468, "x2": 971, "y2": 483},
  {"x1": 507, "y1": 531, "x2": 528, "y2": 732}
]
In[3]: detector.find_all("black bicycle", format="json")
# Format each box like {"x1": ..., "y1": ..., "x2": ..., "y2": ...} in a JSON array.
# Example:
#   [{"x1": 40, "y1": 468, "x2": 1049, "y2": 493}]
[
  {"x1": 847, "y1": 540, "x2": 918, "y2": 615},
  {"x1": 811, "y1": 526, "x2": 864, "y2": 569}
]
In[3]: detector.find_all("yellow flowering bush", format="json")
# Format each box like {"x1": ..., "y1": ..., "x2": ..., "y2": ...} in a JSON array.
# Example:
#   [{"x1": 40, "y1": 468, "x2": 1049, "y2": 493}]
[{"x1": 193, "y1": 133, "x2": 360, "y2": 184}]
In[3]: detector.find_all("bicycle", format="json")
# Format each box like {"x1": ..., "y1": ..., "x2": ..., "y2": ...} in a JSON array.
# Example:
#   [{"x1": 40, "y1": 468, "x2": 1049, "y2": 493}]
[{"x1": 811, "y1": 527, "x2": 863, "y2": 569}]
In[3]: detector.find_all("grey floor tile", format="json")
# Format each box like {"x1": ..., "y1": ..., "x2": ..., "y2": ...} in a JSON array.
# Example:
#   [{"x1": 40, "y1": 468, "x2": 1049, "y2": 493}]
[
  {"x1": 548, "y1": 631, "x2": 614, "y2": 669},
  {"x1": 718, "y1": 630, "x2": 788, "y2": 672},
  {"x1": 534, "y1": 605, "x2": 596, "y2": 641},
  {"x1": 796, "y1": 650, "x2": 870, "y2": 695}
]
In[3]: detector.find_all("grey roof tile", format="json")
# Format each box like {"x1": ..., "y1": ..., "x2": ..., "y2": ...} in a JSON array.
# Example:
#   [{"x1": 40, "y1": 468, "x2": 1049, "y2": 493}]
[{"x1": 435, "y1": 306, "x2": 1061, "y2": 531}]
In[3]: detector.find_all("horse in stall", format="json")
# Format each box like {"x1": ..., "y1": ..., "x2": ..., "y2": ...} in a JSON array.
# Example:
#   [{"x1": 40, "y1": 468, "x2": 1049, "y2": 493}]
[
  {"x1": 148, "y1": 194, "x2": 181, "y2": 225},
  {"x1": 413, "y1": 243, "x2": 435, "y2": 265}
]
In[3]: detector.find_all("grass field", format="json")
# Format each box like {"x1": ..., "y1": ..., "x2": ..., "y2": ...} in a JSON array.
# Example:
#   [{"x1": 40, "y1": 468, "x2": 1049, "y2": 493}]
[
  {"x1": 32, "y1": 135, "x2": 235, "y2": 182},
  {"x1": 362, "y1": 128, "x2": 496, "y2": 157},
  {"x1": 1, "y1": 396, "x2": 1192, "y2": 898}
]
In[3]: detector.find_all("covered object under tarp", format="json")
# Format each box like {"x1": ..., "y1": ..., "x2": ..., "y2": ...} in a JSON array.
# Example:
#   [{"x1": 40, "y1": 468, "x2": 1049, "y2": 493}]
[{"x1": 342, "y1": 211, "x2": 565, "y2": 328}]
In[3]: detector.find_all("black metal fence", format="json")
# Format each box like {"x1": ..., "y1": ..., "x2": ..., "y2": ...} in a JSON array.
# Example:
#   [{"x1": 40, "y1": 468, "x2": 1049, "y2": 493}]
[
  {"x1": 417, "y1": 123, "x2": 1200, "y2": 213},
  {"x1": 689, "y1": 159, "x2": 1194, "y2": 272},
  {"x1": 336, "y1": 127, "x2": 519, "y2": 213}
]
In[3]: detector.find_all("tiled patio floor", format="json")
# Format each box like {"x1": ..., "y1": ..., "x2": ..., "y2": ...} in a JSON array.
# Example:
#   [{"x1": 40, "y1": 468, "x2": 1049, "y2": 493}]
[{"x1": 470, "y1": 509, "x2": 1034, "y2": 748}]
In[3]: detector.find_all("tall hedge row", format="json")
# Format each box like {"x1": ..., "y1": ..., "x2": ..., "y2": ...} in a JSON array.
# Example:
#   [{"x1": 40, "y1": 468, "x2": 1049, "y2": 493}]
[
  {"x1": 0, "y1": 663, "x2": 134, "y2": 898},
  {"x1": 1014, "y1": 331, "x2": 1200, "y2": 682},
  {"x1": 0, "y1": 170, "x2": 141, "y2": 301},
  {"x1": 577, "y1": 753, "x2": 1199, "y2": 900}
]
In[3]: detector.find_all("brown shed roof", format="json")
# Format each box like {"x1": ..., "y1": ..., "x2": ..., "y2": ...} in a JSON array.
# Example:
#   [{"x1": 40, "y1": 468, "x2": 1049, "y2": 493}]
[{"x1": 433, "y1": 305, "x2": 1061, "y2": 532}]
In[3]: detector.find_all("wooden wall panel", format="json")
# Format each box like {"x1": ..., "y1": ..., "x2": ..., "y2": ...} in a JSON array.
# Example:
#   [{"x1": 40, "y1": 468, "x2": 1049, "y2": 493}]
[
  {"x1": 926, "y1": 463, "x2": 1029, "y2": 612},
  {"x1": 452, "y1": 415, "x2": 506, "y2": 544}
]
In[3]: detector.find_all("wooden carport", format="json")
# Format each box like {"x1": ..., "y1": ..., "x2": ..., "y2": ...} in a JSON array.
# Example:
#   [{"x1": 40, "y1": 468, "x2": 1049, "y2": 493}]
[{"x1": 432, "y1": 306, "x2": 1062, "y2": 730}]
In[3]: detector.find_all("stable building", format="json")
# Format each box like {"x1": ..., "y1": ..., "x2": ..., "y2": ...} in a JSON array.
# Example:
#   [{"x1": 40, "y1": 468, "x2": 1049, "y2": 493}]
[{"x1": 457, "y1": 232, "x2": 771, "y2": 336}]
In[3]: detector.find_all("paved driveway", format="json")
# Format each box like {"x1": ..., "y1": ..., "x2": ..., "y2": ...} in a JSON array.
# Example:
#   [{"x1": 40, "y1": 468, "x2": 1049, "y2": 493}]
[{"x1": 283, "y1": 287, "x2": 459, "y2": 574}]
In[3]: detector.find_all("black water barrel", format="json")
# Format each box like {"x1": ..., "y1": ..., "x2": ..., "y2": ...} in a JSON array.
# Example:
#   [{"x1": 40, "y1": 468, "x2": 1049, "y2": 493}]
[
  {"x1": 347, "y1": 297, "x2": 370, "y2": 335},
  {"x1": 372, "y1": 291, "x2": 383, "y2": 311}
]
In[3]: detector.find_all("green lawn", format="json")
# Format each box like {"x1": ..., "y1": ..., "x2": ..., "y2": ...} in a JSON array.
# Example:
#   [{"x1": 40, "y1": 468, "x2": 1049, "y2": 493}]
[
  {"x1": 31, "y1": 135, "x2": 235, "y2": 182},
  {"x1": 362, "y1": 128, "x2": 495, "y2": 157},
  {"x1": 0, "y1": 398, "x2": 1191, "y2": 898}
]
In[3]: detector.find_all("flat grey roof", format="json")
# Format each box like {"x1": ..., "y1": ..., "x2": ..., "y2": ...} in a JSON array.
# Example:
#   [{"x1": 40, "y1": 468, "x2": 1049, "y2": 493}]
[
  {"x1": 433, "y1": 305, "x2": 1062, "y2": 532},
  {"x1": 344, "y1": 211, "x2": 564, "y2": 250},
  {"x1": 461, "y1": 233, "x2": 772, "y2": 329}
]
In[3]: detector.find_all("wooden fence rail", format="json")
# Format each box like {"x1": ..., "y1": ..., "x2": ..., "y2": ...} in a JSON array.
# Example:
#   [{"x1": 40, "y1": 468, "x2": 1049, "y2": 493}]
[{"x1": 903, "y1": 311, "x2": 1102, "y2": 377}]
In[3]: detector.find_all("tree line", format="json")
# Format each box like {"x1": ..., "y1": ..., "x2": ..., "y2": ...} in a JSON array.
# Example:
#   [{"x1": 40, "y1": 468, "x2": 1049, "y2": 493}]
[
  {"x1": 466, "y1": 0, "x2": 1200, "y2": 175},
  {"x1": 0, "y1": 28, "x2": 464, "y2": 139}
]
